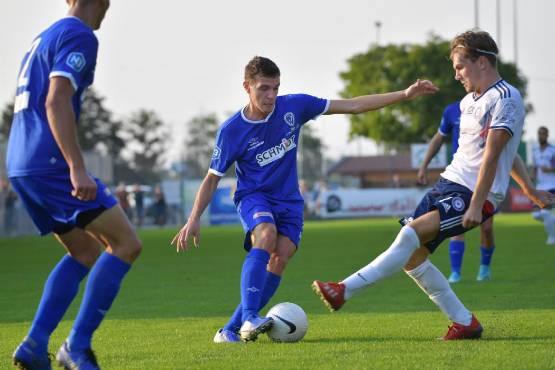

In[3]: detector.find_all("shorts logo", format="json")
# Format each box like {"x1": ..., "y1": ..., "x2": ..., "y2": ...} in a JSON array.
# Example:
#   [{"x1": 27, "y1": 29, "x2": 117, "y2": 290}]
[
  {"x1": 253, "y1": 211, "x2": 274, "y2": 220},
  {"x1": 452, "y1": 197, "x2": 465, "y2": 212},
  {"x1": 441, "y1": 202, "x2": 451, "y2": 213},
  {"x1": 212, "y1": 146, "x2": 221, "y2": 160},
  {"x1": 66, "y1": 52, "x2": 86, "y2": 72},
  {"x1": 284, "y1": 112, "x2": 295, "y2": 128}
]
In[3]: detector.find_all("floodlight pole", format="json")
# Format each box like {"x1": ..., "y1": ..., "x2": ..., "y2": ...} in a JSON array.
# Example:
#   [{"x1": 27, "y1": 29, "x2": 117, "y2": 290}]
[{"x1": 474, "y1": 0, "x2": 480, "y2": 28}]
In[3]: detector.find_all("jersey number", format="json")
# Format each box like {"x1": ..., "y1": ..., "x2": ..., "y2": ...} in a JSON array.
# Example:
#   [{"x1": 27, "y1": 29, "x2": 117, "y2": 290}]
[{"x1": 14, "y1": 38, "x2": 42, "y2": 113}]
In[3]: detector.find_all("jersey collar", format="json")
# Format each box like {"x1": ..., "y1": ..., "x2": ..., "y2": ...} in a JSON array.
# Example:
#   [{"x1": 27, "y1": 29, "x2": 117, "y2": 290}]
[{"x1": 241, "y1": 105, "x2": 276, "y2": 124}]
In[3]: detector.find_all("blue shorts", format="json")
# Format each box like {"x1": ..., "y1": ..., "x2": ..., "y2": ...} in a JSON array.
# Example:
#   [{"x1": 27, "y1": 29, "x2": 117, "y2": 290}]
[
  {"x1": 399, "y1": 177, "x2": 496, "y2": 253},
  {"x1": 9, "y1": 172, "x2": 117, "y2": 236},
  {"x1": 236, "y1": 193, "x2": 304, "y2": 251}
]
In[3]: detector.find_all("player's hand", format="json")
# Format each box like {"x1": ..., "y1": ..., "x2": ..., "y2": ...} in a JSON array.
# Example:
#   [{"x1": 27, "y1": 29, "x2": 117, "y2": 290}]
[
  {"x1": 70, "y1": 167, "x2": 97, "y2": 201},
  {"x1": 416, "y1": 167, "x2": 428, "y2": 186},
  {"x1": 404, "y1": 79, "x2": 439, "y2": 100},
  {"x1": 171, "y1": 218, "x2": 201, "y2": 252},
  {"x1": 462, "y1": 204, "x2": 482, "y2": 229},
  {"x1": 526, "y1": 189, "x2": 555, "y2": 209}
]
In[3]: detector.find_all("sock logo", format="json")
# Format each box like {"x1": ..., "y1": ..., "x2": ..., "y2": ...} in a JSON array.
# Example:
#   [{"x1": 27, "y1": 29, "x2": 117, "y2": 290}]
[
  {"x1": 98, "y1": 309, "x2": 107, "y2": 316},
  {"x1": 246, "y1": 287, "x2": 260, "y2": 293},
  {"x1": 274, "y1": 314, "x2": 296, "y2": 333}
]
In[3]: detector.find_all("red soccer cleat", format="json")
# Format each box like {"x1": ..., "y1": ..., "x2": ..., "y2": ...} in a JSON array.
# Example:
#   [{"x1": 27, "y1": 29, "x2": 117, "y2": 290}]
[
  {"x1": 441, "y1": 314, "x2": 483, "y2": 340},
  {"x1": 311, "y1": 280, "x2": 346, "y2": 312}
]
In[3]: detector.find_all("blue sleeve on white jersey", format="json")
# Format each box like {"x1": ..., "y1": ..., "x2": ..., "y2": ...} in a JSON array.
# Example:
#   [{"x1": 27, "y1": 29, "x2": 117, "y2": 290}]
[
  {"x1": 209, "y1": 127, "x2": 239, "y2": 176},
  {"x1": 290, "y1": 94, "x2": 329, "y2": 124},
  {"x1": 50, "y1": 30, "x2": 98, "y2": 91}
]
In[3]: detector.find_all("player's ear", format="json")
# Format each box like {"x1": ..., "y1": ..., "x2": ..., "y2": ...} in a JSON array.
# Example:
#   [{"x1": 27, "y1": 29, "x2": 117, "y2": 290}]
[{"x1": 243, "y1": 80, "x2": 251, "y2": 94}]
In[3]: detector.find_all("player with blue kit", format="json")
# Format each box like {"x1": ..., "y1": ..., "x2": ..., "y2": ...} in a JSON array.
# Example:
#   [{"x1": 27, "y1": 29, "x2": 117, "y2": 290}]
[
  {"x1": 417, "y1": 101, "x2": 497, "y2": 283},
  {"x1": 10, "y1": 1, "x2": 142, "y2": 369},
  {"x1": 172, "y1": 56, "x2": 438, "y2": 343}
]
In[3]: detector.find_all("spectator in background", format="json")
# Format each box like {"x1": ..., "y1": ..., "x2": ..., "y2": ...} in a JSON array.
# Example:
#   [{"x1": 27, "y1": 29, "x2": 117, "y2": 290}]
[
  {"x1": 391, "y1": 173, "x2": 401, "y2": 188},
  {"x1": 116, "y1": 183, "x2": 131, "y2": 219},
  {"x1": 299, "y1": 180, "x2": 311, "y2": 218},
  {"x1": 531, "y1": 126, "x2": 555, "y2": 244},
  {"x1": 3, "y1": 180, "x2": 18, "y2": 236},
  {"x1": 133, "y1": 184, "x2": 145, "y2": 228},
  {"x1": 154, "y1": 185, "x2": 167, "y2": 227}
]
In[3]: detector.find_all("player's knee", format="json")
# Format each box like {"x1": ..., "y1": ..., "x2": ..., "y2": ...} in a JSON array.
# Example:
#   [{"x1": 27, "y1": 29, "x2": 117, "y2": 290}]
[
  {"x1": 532, "y1": 211, "x2": 543, "y2": 221},
  {"x1": 253, "y1": 224, "x2": 277, "y2": 250}
]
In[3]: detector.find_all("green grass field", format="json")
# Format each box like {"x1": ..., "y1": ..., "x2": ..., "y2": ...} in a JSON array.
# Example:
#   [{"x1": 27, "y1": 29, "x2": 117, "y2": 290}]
[{"x1": 1, "y1": 213, "x2": 554, "y2": 369}]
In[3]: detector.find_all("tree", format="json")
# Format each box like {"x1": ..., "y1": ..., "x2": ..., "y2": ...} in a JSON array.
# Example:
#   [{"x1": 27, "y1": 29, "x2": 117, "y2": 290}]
[
  {"x1": 77, "y1": 88, "x2": 125, "y2": 159},
  {"x1": 0, "y1": 101, "x2": 14, "y2": 141},
  {"x1": 340, "y1": 34, "x2": 530, "y2": 149},
  {"x1": 120, "y1": 109, "x2": 169, "y2": 183},
  {"x1": 181, "y1": 113, "x2": 219, "y2": 178},
  {"x1": 298, "y1": 124, "x2": 324, "y2": 183}
]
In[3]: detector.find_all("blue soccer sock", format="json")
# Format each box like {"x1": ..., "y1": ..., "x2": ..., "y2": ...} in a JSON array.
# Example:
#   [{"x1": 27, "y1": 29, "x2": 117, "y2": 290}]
[
  {"x1": 480, "y1": 245, "x2": 495, "y2": 266},
  {"x1": 240, "y1": 248, "x2": 270, "y2": 322},
  {"x1": 68, "y1": 253, "x2": 130, "y2": 351},
  {"x1": 224, "y1": 271, "x2": 281, "y2": 332},
  {"x1": 448, "y1": 240, "x2": 465, "y2": 274},
  {"x1": 27, "y1": 255, "x2": 89, "y2": 352}
]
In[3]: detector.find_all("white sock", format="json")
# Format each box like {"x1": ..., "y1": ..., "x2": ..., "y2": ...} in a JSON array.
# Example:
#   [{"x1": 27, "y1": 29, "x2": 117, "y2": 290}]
[
  {"x1": 342, "y1": 226, "x2": 420, "y2": 300},
  {"x1": 532, "y1": 210, "x2": 543, "y2": 222},
  {"x1": 405, "y1": 259, "x2": 472, "y2": 325},
  {"x1": 540, "y1": 209, "x2": 555, "y2": 238}
]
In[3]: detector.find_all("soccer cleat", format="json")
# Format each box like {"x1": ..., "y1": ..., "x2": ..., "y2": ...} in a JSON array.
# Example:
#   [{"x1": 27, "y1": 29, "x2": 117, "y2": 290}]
[
  {"x1": 441, "y1": 314, "x2": 483, "y2": 340},
  {"x1": 547, "y1": 236, "x2": 555, "y2": 245},
  {"x1": 213, "y1": 328, "x2": 242, "y2": 343},
  {"x1": 311, "y1": 280, "x2": 346, "y2": 312},
  {"x1": 476, "y1": 265, "x2": 491, "y2": 281},
  {"x1": 448, "y1": 272, "x2": 461, "y2": 284},
  {"x1": 239, "y1": 315, "x2": 273, "y2": 342},
  {"x1": 56, "y1": 341, "x2": 100, "y2": 370},
  {"x1": 13, "y1": 337, "x2": 52, "y2": 370}
]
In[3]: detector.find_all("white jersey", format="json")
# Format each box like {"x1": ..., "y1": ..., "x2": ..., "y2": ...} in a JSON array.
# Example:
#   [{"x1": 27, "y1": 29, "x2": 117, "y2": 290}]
[
  {"x1": 532, "y1": 144, "x2": 555, "y2": 191},
  {"x1": 441, "y1": 79, "x2": 525, "y2": 207}
]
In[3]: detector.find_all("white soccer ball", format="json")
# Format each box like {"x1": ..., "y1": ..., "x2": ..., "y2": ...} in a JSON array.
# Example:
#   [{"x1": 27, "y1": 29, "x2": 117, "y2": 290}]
[{"x1": 266, "y1": 302, "x2": 308, "y2": 342}]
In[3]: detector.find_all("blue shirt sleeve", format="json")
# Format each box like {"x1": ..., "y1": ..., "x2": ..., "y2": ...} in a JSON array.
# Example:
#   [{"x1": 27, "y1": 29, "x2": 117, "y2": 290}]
[
  {"x1": 49, "y1": 30, "x2": 98, "y2": 91},
  {"x1": 209, "y1": 127, "x2": 239, "y2": 176},
  {"x1": 438, "y1": 106, "x2": 453, "y2": 137},
  {"x1": 292, "y1": 94, "x2": 329, "y2": 125}
]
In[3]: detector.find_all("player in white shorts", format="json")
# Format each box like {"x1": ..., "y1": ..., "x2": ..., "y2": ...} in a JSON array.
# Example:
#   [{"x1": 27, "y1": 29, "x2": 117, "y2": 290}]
[{"x1": 531, "y1": 126, "x2": 555, "y2": 244}]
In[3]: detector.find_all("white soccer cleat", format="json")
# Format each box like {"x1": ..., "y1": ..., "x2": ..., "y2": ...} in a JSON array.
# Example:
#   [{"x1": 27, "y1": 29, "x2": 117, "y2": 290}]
[
  {"x1": 239, "y1": 315, "x2": 273, "y2": 342},
  {"x1": 213, "y1": 328, "x2": 242, "y2": 343}
]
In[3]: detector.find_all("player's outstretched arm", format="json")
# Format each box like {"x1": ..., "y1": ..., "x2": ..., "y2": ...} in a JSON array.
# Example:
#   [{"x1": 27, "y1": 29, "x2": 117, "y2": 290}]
[
  {"x1": 171, "y1": 172, "x2": 221, "y2": 252},
  {"x1": 325, "y1": 79, "x2": 438, "y2": 115},
  {"x1": 511, "y1": 154, "x2": 555, "y2": 208},
  {"x1": 46, "y1": 76, "x2": 97, "y2": 201}
]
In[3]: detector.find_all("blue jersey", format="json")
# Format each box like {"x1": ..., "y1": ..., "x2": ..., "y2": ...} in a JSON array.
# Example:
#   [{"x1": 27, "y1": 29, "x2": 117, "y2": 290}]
[
  {"x1": 209, "y1": 94, "x2": 329, "y2": 202},
  {"x1": 438, "y1": 101, "x2": 461, "y2": 157},
  {"x1": 7, "y1": 17, "x2": 98, "y2": 177}
]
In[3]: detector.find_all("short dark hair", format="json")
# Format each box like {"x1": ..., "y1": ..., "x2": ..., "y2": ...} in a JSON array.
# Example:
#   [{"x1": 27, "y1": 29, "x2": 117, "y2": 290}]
[
  {"x1": 450, "y1": 30, "x2": 499, "y2": 67},
  {"x1": 244, "y1": 56, "x2": 280, "y2": 82},
  {"x1": 539, "y1": 126, "x2": 549, "y2": 134}
]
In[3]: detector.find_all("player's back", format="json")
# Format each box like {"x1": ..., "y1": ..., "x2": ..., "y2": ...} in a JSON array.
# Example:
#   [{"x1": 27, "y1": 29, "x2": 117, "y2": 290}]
[{"x1": 7, "y1": 17, "x2": 98, "y2": 177}]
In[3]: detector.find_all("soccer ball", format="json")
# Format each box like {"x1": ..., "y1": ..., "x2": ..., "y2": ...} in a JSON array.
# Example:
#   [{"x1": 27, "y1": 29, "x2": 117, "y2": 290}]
[{"x1": 266, "y1": 302, "x2": 308, "y2": 342}]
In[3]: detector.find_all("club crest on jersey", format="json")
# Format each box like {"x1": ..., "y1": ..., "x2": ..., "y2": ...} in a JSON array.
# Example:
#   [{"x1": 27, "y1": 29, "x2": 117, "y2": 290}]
[
  {"x1": 66, "y1": 52, "x2": 86, "y2": 72},
  {"x1": 256, "y1": 135, "x2": 297, "y2": 167},
  {"x1": 452, "y1": 197, "x2": 465, "y2": 212},
  {"x1": 212, "y1": 146, "x2": 221, "y2": 160},
  {"x1": 284, "y1": 112, "x2": 295, "y2": 128}
]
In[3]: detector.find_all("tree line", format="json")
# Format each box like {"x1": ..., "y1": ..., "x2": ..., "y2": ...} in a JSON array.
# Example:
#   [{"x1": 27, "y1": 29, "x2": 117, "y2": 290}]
[{"x1": 0, "y1": 35, "x2": 528, "y2": 184}]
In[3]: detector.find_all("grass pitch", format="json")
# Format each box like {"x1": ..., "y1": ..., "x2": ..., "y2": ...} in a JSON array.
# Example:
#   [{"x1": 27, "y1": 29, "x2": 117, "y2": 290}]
[{"x1": 1, "y1": 213, "x2": 554, "y2": 369}]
